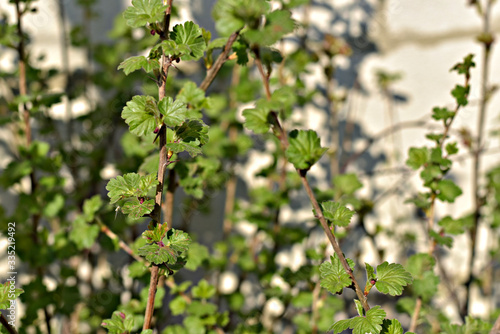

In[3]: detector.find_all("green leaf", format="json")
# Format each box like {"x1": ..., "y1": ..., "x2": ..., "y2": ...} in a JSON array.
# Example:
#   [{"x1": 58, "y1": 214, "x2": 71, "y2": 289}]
[
  {"x1": 432, "y1": 107, "x2": 455, "y2": 121},
  {"x1": 0, "y1": 282, "x2": 24, "y2": 310},
  {"x1": 412, "y1": 270, "x2": 439, "y2": 301},
  {"x1": 185, "y1": 242, "x2": 209, "y2": 271},
  {"x1": 192, "y1": 279, "x2": 216, "y2": 299},
  {"x1": 164, "y1": 228, "x2": 191, "y2": 256},
  {"x1": 286, "y1": 129, "x2": 328, "y2": 170},
  {"x1": 244, "y1": 10, "x2": 295, "y2": 46},
  {"x1": 123, "y1": 0, "x2": 166, "y2": 28},
  {"x1": 380, "y1": 319, "x2": 404, "y2": 334},
  {"x1": 445, "y1": 142, "x2": 459, "y2": 156},
  {"x1": 106, "y1": 173, "x2": 157, "y2": 203},
  {"x1": 158, "y1": 97, "x2": 187, "y2": 127},
  {"x1": 170, "y1": 21, "x2": 206, "y2": 61},
  {"x1": 121, "y1": 198, "x2": 154, "y2": 219},
  {"x1": 333, "y1": 173, "x2": 363, "y2": 195},
  {"x1": 143, "y1": 223, "x2": 169, "y2": 243},
  {"x1": 354, "y1": 299, "x2": 364, "y2": 317},
  {"x1": 438, "y1": 216, "x2": 464, "y2": 235},
  {"x1": 436, "y1": 179, "x2": 462, "y2": 202},
  {"x1": 70, "y1": 216, "x2": 100, "y2": 250},
  {"x1": 429, "y1": 230, "x2": 453, "y2": 248},
  {"x1": 450, "y1": 54, "x2": 475, "y2": 75},
  {"x1": 242, "y1": 107, "x2": 271, "y2": 134},
  {"x1": 320, "y1": 254, "x2": 353, "y2": 295},
  {"x1": 331, "y1": 306, "x2": 386, "y2": 334},
  {"x1": 320, "y1": 201, "x2": 354, "y2": 227},
  {"x1": 169, "y1": 295, "x2": 188, "y2": 315},
  {"x1": 101, "y1": 311, "x2": 135, "y2": 334},
  {"x1": 375, "y1": 262, "x2": 413, "y2": 296},
  {"x1": 176, "y1": 81, "x2": 206, "y2": 109},
  {"x1": 174, "y1": 119, "x2": 209, "y2": 146},
  {"x1": 82, "y1": 195, "x2": 103, "y2": 221},
  {"x1": 122, "y1": 95, "x2": 159, "y2": 137},
  {"x1": 118, "y1": 56, "x2": 160, "y2": 75},
  {"x1": 406, "y1": 147, "x2": 429, "y2": 170},
  {"x1": 451, "y1": 84, "x2": 469, "y2": 106},
  {"x1": 137, "y1": 244, "x2": 175, "y2": 264}
]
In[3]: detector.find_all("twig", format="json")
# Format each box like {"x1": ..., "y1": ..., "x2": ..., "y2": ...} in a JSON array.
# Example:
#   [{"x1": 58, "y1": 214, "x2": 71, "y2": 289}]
[
  {"x1": 299, "y1": 171, "x2": 370, "y2": 311},
  {"x1": 490, "y1": 314, "x2": 500, "y2": 334},
  {"x1": 464, "y1": 0, "x2": 495, "y2": 318},
  {"x1": 143, "y1": 0, "x2": 174, "y2": 330},
  {"x1": 98, "y1": 220, "x2": 144, "y2": 263},
  {"x1": 0, "y1": 314, "x2": 17, "y2": 334},
  {"x1": 408, "y1": 297, "x2": 422, "y2": 332},
  {"x1": 200, "y1": 31, "x2": 240, "y2": 92}
]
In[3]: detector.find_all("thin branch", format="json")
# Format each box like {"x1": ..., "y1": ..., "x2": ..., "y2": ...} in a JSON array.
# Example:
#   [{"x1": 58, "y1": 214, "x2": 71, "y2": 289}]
[
  {"x1": 408, "y1": 297, "x2": 422, "y2": 332},
  {"x1": 143, "y1": 0, "x2": 174, "y2": 330},
  {"x1": 200, "y1": 31, "x2": 240, "y2": 92},
  {"x1": 98, "y1": 220, "x2": 144, "y2": 263},
  {"x1": 490, "y1": 314, "x2": 500, "y2": 334},
  {"x1": 0, "y1": 314, "x2": 17, "y2": 334},
  {"x1": 299, "y1": 171, "x2": 370, "y2": 311},
  {"x1": 464, "y1": 0, "x2": 495, "y2": 318}
]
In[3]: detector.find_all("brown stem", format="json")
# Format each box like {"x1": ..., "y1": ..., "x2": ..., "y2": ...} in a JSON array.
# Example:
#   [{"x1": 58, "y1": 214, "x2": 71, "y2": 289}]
[
  {"x1": 200, "y1": 31, "x2": 240, "y2": 92},
  {"x1": 299, "y1": 171, "x2": 370, "y2": 312},
  {"x1": 0, "y1": 314, "x2": 17, "y2": 334},
  {"x1": 143, "y1": 1, "x2": 174, "y2": 330},
  {"x1": 490, "y1": 314, "x2": 500, "y2": 334},
  {"x1": 464, "y1": 0, "x2": 494, "y2": 317},
  {"x1": 408, "y1": 297, "x2": 422, "y2": 332}
]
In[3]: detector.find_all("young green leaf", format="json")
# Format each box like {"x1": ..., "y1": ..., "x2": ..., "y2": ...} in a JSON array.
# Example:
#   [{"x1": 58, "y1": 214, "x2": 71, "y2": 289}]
[
  {"x1": 163, "y1": 228, "x2": 191, "y2": 256},
  {"x1": 319, "y1": 254, "x2": 353, "y2": 295},
  {"x1": 122, "y1": 95, "x2": 159, "y2": 137},
  {"x1": 106, "y1": 173, "x2": 142, "y2": 204},
  {"x1": 375, "y1": 262, "x2": 413, "y2": 296},
  {"x1": 380, "y1": 319, "x2": 404, "y2": 334},
  {"x1": 137, "y1": 244, "x2": 175, "y2": 264},
  {"x1": 70, "y1": 216, "x2": 100, "y2": 250},
  {"x1": 244, "y1": 10, "x2": 295, "y2": 46},
  {"x1": 451, "y1": 84, "x2": 469, "y2": 106},
  {"x1": 123, "y1": 0, "x2": 166, "y2": 28},
  {"x1": 174, "y1": 119, "x2": 209, "y2": 146},
  {"x1": 330, "y1": 306, "x2": 386, "y2": 334},
  {"x1": 117, "y1": 55, "x2": 160, "y2": 75},
  {"x1": 334, "y1": 173, "x2": 363, "y2": 195},
  {"x1": 121, "y1": 198, "x2": 154, "y2": 219},
  {"x1": 286, "y1": 129, "x2": 328, "y2": 170},
  {"x1": 176, "y1": 81, "x2": 206, "y2": 109},
  {"x1": 170, "y1": 21, "x2": 206, "y2": 61},
  {"x1": 158, "y1": 97, "x2": 188, "y2": 127},
  {"x1": 101, "y1": 311, "x2": 135, "y2": 334},
  {"x1": 432, "y1": 107, "x2": 455, "y2": 121},
  {"x1": 192, "y1": 279, "x2": 216, "y2": 299},
  {"x1": 429, "y1": 230, "x2": 453, "y2": 248},
  {"x1": 406, "y1": 147, "x2": 429, "y2": 170},
  {"x1": 436, "y1": 179, "x2": 462, "y2": 202},
  {"x1": 242, "y1": 107, "x2": 271, "y2": 134},
  {"x1": 0, "y1": 282, "x2": 24, "y2": 309},
  {"x1": 320, "y1": 201, "x2": 354, "y2": 227}
]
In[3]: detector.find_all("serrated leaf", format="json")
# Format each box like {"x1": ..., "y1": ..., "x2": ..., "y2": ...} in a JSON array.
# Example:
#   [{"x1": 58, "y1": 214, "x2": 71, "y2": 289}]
[
  {"x1": 242, "y1": 107, "x2": 271, "y2": 134},
  {"x1": 334, "y1": 173, "x2": 363, "y2": 195},
  {"x1": 436, "y1": 179, "x2": 462, "y2": 202},
  {"x1": 375, "y1": 262, "x2": 413, "y2": 296},
  {"x1": 122, "y1": 95, "x2": 159, "y2": 137},
  {"x1": 170, "y1": 21, "x2": 206, "y2": 61},
  {"x1": 158, "y1": 97, "x2": 187, "y2": 127},
  {"x1": 320, "y1": 254, "x2": 352, "y2": 295},
  {"x1": 406, "y1": 147, "x2": 429, "y2": 170},
  {"x1": 176, "y1": 81, "x2": 206, "y2": 109},
  {"x1": 380, "y1": 319, "x2": 404, "y2": 334},
  {"x1": 166, "y1": 142, "x2": 202, "y2": 157},
  {"x1": 192, "y1": 279, "x2": 216, "y2": 299},
  {"x1": 331, "y1": 306, "x2": 386, "y2": 334},
  {"x1": 68, "y1": 219, "x2": 94, "y2": 252},
  {"x1": 137, "y1": 243, "x2": 176, "y2": 264},
  {"x1": 117, "y1": 56, "x2": 160, "y2": 75},
  {"x1": 244, "y1": 9, "x2": 295, "y2": 46},
  {"x1": 412, "y1": 270, "x2": 439, "y2": 301},
  {"x1": 429, "y1": 230, "x2": 453, "y2": 248},
  {"x1": 451, "y1": 84, "x2": 469, "y2": 106},
  {"x1": 123, "y1": 0, "x2": 166, "y2": 28},
  {"x1": 82, "y1": 195, "x2": 103, "y2": 221},
  {"x1": 121, "y1": 198, "x2": 154, "y2": 219},
  {"x1": 438, "y1": 216, "x2": 464, "y2": 234},
  {"x1": 101, "y1": 311, "x2": 134, "y2": 334},
  {"x1": 446, "y1": 142, "x2": 459, "y2": 156},
  {"x1": 106, "y1": 173, "x2": 156, "y2": 203},
  {"x1": 432, "y1": 107, "x2": 455, "y2": 121},
  {"x1": 0, "y1": 282, "x2": 24, "y2": 310},
  {"x1": 164, "y1": 228, "x2": 191, "y2": 256},
  {"x1": 320, "y1": 201, "x2": 354, "y2": 227},
  {"x1": 143, "y1": 222, "x2": 169, "y2": 243},
  {"x1": 286, "y1": 129, "x2": 328, "y2": 170},
  {"x1": 174, "y1": 119, "x2": 209, "y2": 146}
]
